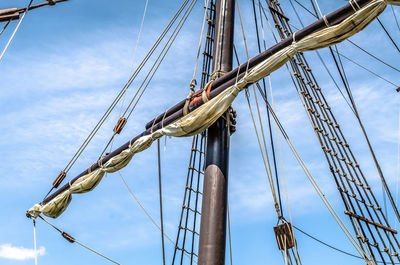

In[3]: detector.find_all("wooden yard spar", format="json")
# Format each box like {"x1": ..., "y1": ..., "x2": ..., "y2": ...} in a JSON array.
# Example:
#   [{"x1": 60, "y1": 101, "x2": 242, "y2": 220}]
[{"x1": 33, "y1": 0, "x2": 395, "y2": 209}]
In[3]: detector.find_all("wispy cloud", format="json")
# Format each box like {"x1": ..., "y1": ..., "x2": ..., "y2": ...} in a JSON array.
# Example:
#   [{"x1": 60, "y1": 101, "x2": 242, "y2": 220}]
[{"x1": 0, "y1": 244, "x2": 45, "y2": 260}]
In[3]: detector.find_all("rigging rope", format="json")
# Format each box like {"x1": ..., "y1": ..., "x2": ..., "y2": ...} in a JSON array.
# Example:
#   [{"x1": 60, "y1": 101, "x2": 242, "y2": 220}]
[
  {"x1": 42, "y1": 0, "x2": 196, "y2": 200},
  {"x1": 97, "y1": 0, "x2": 198, "y2": 161},
  {"x1": 251, "y1": 0, "x2": 283, "y2": 217},
  {"x1": 33, "y1": 219, "x2": 38, "y2": 265},
  {"x1": 286, "y1": 1, "x2": 357, "y2": 114},
  {"x1": 281, "y1": 0, "x2": 400, "y2": 259},
  {"x1": 172, "y1": 133, "x2": 205, "y2": 265},
  {"x1": 392, "y1": 5, "x2": 400, "y2": 33},
  {"x1": 346, "y1": 39, "x2": 400, "y2": 73},
  {"x1": 289, "y1": 1, "x2": 400, "y2": 74},
  {"x1": 397, "y1": 107, "x2": 400, "y2": 230},
  {"x1": 157, "y1": 139, "x2": 166, "y2": 265},
  {"x1": 236, "y1": 4, "x2": 303, "y2": 263},
  {"x1": 293, "y1": 224, "x2": 363, "y2": 260},
  {"x1": 172, "y1": 1, "x2": 215, "y2": 262},
  {"x1": 190, "y1": 0, "x2": 211, "y2": 90},
  {"x1": 266, "y1": 74, "x2": 302, "y2": 264},
  {"x1": 118, "y1": 171, "x2": 197, "y2": 263},
  {"x1": 0, "y1": 0, "x2": 34, "y2": 63},
  {"x1": 123, "y1": 0, "x2": 198, "y2": 121},
  {"x1": 0, "y1": 20, "x2": 10, "y2": 36},
  {"x1": 240, "y1": 3, "x2": 302, "y2": 263},
  {"x1": 258, "y1": 1, "x2": 377, "y2": 261},
  {"x1": 376, "y1": 17, "x2": 400, "y2": 53},
  {"x1": 131, "y1": 0, "x2": 149, "y2": 70},
  {"x1": 227, "y1": 202, "x2": 233, "y2": 265},
  {"x1": 236, "y1": 0, "x2": 281, "y2": 217},
  {"x1": 263, "y1": 96, "x2": 371, "y2": 263},
  {"x1": 294, "y1": 224, "x2": 400, "y2": 264},
  {"x1": 37, "y1": 215, "x2": 121, "y2": 265},
  {"x1": 115, "y1": 0, "x2": 150, "y2": 140},
  {"x1": 330, "y1": 26, "x2": 400, "y2": 227},
  {"x1": 334, "y1": 49, "x2": 399, "y2": 89}
]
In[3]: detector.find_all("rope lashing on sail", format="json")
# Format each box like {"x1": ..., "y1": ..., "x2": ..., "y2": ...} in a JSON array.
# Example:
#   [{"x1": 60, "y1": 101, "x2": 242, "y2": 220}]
[
  {"x1": 36, "y1": 215, "x2": 121, "y2": 264},
  {"x1": 27, "y1": 0, "x2": 400, "y2": 220}
]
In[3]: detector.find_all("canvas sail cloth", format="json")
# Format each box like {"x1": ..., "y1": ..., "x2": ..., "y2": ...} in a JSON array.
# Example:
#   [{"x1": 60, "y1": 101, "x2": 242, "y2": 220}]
[{"x1": 27, "y1": 0, "x2": 400, "y2": 219}]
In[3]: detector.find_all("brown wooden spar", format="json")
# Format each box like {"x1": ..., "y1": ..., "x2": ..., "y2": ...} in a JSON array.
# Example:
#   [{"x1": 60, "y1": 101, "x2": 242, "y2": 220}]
[
  {"x1": 197, "y1": 0, "x2": 234, "y2": 264},
  {"x1": 0, "y1": 0, "x2": 68, "y2": 23},
  {"x1": 40, "y1": 0, "x2": 379, "y2": 206},
  {"x1": 0, "y1": 9, "x2": 20, "y2": 23}
]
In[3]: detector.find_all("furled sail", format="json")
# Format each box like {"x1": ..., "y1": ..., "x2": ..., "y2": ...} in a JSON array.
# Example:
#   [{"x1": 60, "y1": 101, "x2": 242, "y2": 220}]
[{"x1": 27, "y1": 0, "x2": 400, "y2": 219}]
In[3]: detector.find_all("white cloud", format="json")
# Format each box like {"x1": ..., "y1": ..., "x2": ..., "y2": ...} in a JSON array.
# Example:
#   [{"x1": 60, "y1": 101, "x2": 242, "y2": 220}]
[{"x1": 0, "y1": 244, "x2": 45, "y2": 261}]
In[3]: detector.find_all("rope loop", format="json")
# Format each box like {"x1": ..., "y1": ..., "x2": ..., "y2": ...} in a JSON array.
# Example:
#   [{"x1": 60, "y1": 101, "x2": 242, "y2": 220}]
[
  {"x1": 323, "y1": 15, "x2": 330, "y2": 27},
  {"x1": 189, "y1": 78, "x2": 197, "y2": 92},
  {"x1": 349, "y1": 0, "x2": 360, "y2": 12},
  {"x1": 183, "y1": 92, "x2": 193, "y2": 116},
  {"x1": 150, "y1": 112, "x2": 158, "y2": 133},
  {"x1": 210, "y1": 70, "x2": 226, "y2": 81},
  {"x1": 354, "y1": 0, "x2": 361, "y2": 9},
  {"x1": 161, "y1": 109, "x2": 169, "y2": 129},
  {"x1": 97, "y1": 158, "x2": 104, "y2": 169}
]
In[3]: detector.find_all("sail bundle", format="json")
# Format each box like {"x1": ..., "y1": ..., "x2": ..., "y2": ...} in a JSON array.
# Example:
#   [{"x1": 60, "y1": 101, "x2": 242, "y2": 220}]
[{"x1": 27, "y1": 0, "x2": 400, "y2": 219}]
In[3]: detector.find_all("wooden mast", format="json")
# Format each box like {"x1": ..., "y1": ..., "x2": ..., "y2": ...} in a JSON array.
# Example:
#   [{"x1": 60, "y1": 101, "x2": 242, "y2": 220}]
[{"x1": 197, "y1": 0, "x2": 234, "y2": 264}]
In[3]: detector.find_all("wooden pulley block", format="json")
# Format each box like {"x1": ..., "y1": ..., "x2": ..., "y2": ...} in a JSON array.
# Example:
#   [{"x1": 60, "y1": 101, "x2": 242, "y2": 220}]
[{"x1": 274, "y1": 222, "x2": 295, "y2": 250}]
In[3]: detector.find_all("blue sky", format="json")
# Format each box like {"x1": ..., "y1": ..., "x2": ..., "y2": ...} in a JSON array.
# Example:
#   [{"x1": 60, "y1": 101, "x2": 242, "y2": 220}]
[{"x1": 0, "y1": 0, "x2": 399, "y2": 264}]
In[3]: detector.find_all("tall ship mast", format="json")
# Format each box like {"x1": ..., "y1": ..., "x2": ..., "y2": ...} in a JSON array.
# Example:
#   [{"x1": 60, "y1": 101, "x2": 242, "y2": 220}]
[{"x1": 0, "y1": 0, "x2": 400, "y2": 264}]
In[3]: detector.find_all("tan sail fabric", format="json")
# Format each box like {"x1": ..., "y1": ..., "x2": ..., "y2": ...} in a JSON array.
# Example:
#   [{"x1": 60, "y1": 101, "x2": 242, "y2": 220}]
[{"x1": 27, "y1": 0, "x2": 399, "y2": 219}]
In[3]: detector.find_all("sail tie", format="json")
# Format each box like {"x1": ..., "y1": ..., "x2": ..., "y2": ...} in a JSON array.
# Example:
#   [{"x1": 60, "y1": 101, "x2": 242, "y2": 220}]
[
  {"x1": 349, "y1": 0, "x2": 358, "y2": 12},
  {"x1": 322, "y1": 15, "x2": 330, "y2": 27}
]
